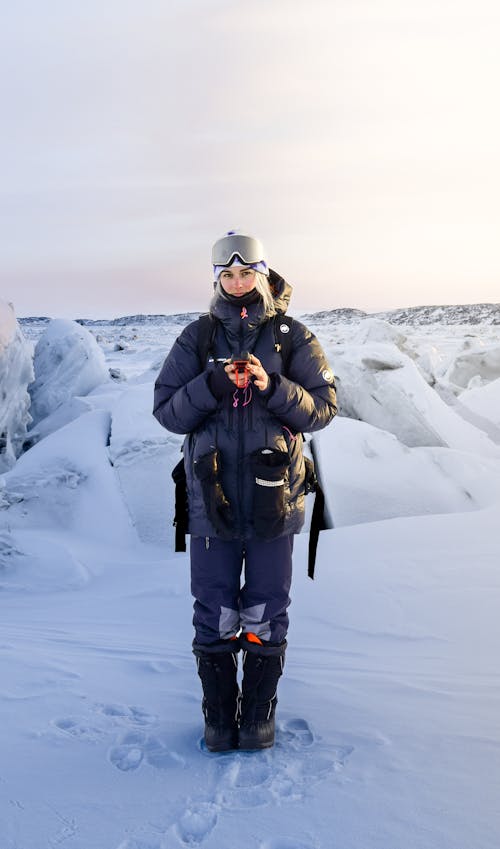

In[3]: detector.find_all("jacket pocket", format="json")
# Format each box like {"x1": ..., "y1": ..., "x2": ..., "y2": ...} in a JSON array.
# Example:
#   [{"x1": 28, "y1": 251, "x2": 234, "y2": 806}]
[
  {"x1": 193, "y1": 448, "x2": 234, "y2": 538},
  {"x1": 251, "y1": 448, "x2": 291, "y2": 539}
]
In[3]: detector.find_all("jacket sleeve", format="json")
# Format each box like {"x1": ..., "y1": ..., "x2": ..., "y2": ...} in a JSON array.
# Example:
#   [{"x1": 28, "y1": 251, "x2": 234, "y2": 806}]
[
  {"x1": 153, "y1": 320, "x2": 218, "y2": 434},
  {"x1": 265, "y1": 320, "x2": 337, "y2": 433}
]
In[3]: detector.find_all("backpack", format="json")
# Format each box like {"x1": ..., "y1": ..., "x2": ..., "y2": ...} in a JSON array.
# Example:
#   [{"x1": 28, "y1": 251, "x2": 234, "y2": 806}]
[{"x1": 172, "y1": 311, "x2": 327, "y2": 578}]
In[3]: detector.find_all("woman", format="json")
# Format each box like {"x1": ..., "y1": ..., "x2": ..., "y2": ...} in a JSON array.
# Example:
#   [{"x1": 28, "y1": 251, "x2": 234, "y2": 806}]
[{"x1": 153, "y1": 231, "x2": 336, "y2": 752}]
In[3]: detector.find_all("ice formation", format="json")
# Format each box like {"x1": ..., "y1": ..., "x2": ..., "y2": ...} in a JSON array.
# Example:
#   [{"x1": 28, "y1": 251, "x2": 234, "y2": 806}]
[
  {"x1": 315, "y1": 417, "x2": 500, "y2": 527},
  {"x1": 444, "y1": 343, "x2": 500, "y2": 390},
  {"x1": 459, "y1": 376, "x2": 500, "y2": 428},
  {"x1": 333, "y1": 342, "x2": 500, "y2": 457},
  {"x1": 28, "y1": 319, "x2": 108, "y2": 425},
  {"x1": 0, "y1": 299, "x2": 34, "y2": 472}
]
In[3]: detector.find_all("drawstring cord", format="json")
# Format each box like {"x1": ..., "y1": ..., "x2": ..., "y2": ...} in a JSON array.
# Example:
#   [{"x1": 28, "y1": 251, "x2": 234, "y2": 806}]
[
  {"x1": 232, "y1": 383, "x2": 252, "y2": 408},
  {"x1": 232, "y1": 303, "x2": 251, "y2": 407},
  {"x1": 282, "y1": 425, "x2": 297, "y2": 442}
]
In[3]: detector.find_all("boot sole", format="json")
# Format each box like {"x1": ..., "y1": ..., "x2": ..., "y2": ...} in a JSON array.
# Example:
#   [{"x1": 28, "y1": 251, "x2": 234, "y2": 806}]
[
  {"x1": 238, "y1": 736, "x2": 275, "y2": 751},
  {"x1": 205, "y1": 741, "x2": 238, "y2": 753}
]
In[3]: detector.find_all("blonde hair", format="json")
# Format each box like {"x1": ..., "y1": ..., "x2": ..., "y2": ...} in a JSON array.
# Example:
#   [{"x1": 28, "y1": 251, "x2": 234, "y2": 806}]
[
  {"x1": 211, "y1": 271, "x2": 276, "y2": 317},
  {"x1": 254, "y1": 272, "x2": 276, "y2": 317}
]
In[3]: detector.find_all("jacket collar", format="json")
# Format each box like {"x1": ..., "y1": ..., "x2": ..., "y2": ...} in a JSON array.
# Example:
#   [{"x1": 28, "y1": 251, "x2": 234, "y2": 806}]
[{"x1": 210, "y1": 268, "x2": 292, "y2": 331}]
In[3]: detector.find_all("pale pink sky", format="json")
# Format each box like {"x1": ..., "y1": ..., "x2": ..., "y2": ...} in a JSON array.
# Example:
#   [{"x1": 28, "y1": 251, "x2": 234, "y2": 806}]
[{"x1": 1, "y1": 0, "x2": 499, "y2": 318}]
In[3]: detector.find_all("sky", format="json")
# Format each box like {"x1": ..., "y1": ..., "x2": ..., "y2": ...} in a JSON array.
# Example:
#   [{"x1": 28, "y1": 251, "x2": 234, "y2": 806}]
[{"x1": 1, "y1": 0, "x2": 500, "y2": 319}]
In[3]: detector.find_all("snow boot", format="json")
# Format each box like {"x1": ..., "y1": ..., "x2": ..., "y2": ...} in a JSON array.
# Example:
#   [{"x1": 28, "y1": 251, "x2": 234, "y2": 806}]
[
  {"x1": 238, "y1": 638, "x2": 286, "y2": 750},
  {"x1": 193, "y1": 645, "x2": 239, "y2": 752}
]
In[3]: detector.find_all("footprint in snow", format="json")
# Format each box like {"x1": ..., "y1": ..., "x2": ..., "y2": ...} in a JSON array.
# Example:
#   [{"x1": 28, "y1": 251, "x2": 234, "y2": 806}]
[
  {"x1": 52, "y1": 702, "x2": 156, "y2": 747},
  {"x1": 116, "y1": 718, "x2": 353, "y2": 845},
  {"x1": 109, "y1": 743, "x2": 144, "y2": 772},
  {"x1": 173, "y1": 801, "x2": 218, "y2": 846},
  {"x1": 99, "y1": 703, "x2": 134, "y2": 718},
  {"x1": 53, "y1": 717, "x2": 104, "y2": 742},
  {"x1": 260, "y1": 840, "x2": 317, "y2": 849},
  {"x1": 116, "y1": 838, "x2": 164, "y2": 849},
  {"x1": 214, "y1": 718, "x2": 353, "y2": 810},
  {"x1": 144, "y1": 735, "x2": 186, "y2": 770},
  {"x1": 99, "y1": 703, "x2": 157, "y2": 726},
  {"x1": 109, "y1": 730, "x2": 185, "y2": 772},
  {"x1": 214, "y1": 755, "x2": 274, "y2": 809},
  {"x1": 277, "y1": 717, "x2": 314, "y2": 749}
]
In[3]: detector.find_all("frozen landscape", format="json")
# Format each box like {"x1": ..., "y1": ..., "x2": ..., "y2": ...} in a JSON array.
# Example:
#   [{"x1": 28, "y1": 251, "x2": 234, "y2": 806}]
[{"x1": 1, "y1": 298, "x2": 500, "y2": 849}]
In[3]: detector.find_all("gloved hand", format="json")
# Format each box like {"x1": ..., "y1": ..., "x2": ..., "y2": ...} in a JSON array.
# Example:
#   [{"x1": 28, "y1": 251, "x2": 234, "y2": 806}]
[{"x1": 208, "y1": 363, "x2": 235, "y2": 399}]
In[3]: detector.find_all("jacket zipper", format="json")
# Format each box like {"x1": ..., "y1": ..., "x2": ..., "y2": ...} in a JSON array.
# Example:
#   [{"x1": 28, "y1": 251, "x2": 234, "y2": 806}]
[{"x1": 237, "y1": 324, "x2": 245, "y2": 538}]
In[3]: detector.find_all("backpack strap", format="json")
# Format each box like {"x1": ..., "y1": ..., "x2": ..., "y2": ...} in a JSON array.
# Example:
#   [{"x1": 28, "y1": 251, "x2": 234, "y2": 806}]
[
  {"x1": 197, "y1": 313, "x2": 217, "y2": 367},
  {"x1": 308, "y1": 482, "x2": 327, "y2": 579},
  {"x1": 306, "y1": 442, "x2": 329, "y2": 580},
  {"x1": 171, "y1": 457, "x2": 188, "y2": 552},
  {"x1": 171, "y1": 315, "x2": 217, "y2": 554},
  {"x1": 273, "y1": 314, "x2": 294, "y2": 373},
  {"x1": 199, "y1": 312, "x2": 294, "y2": 373},
  {"x1": 273, "y1": 313, "x2": 329, "y2": 577}
]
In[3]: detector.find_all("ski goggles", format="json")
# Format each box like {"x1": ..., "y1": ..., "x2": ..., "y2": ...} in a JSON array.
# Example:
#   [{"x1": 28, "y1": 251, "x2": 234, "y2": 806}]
[{"x1": 211, "y1": 234, "x2": 266, "y2": 268}]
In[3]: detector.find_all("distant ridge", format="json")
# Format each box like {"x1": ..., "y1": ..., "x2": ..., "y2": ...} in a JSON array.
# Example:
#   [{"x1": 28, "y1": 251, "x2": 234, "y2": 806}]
[
  {"x1": 18, "y1": 313, "x2": 200, "y2": 327},
  {"x1": 77, "y1": 313, "x2": 201, "y2": 326},
  {"x1": 300, "y1": 302, "x2": 500, "y2": 326},
  {"x1": 378, "y1": 302, "x2": 499, "y2": 325},
  {"x1": 19, "y1": 303, "x2": 500, "y2": 327}
]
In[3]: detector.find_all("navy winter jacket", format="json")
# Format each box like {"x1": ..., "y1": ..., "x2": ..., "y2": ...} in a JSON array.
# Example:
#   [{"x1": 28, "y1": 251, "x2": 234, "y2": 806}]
[{"x1": 153, "y1": 272, "x2": 337, "y2": 539}]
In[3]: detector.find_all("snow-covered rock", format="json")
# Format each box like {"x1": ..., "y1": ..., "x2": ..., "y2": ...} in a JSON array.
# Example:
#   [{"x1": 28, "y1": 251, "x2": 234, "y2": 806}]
[
  {"x1": 28, "y1": 319, "x2": 108, "y2": 425},
  {"x1": 444, "y1": 343, "x2": 500, "y2": 391},
  {"x1": 334, "y1": 342, "x2": 500, "y2": 457},
  {"x1": 109, "y1": 367, "x2": 126, "y2": 381},
  {"x1": 0, "y1": 300, "x2": 34, "y2": 472},
  {"x1": 350, "y1": 317, "x2": 408, "y2": 348},
  {"x1": 113, "y1": 339, "x2": 129, "y2": 352}
]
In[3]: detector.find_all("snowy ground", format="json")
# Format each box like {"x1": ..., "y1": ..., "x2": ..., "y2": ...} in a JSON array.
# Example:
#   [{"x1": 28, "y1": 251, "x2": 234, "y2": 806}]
[{"x1": 1, "y1": 313, "x2": 500, "y2": 849}]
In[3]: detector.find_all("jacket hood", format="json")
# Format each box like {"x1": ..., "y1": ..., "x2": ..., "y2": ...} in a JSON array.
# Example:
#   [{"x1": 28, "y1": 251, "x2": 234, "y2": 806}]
[{"x1": 268, "y1": 269, "x2": 292, "y2": 314}]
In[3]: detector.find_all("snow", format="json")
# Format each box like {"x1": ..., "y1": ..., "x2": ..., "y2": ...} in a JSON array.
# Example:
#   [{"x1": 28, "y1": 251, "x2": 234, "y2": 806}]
[
  {"x1": 333, "y1": 340, "x2": 500, "y2": 456},
  {"x1": 108, "y1": 384, "x2": 182, "y2": 544},
  {"x1": 315, "y1": 417, "x2": 500, "y2": 525},
  {"x1": 1, "y1": 312, "x2": 500, "y2": 849},
  {"x1": 0, "y1": 300, "x2": 34, "y2": 472},
  {"x1": 459, "y1": 376, "x2": 500, "y2": 428},
  {"x1": 4, "y1": 409, "x2": 136, "y2": 547}
]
